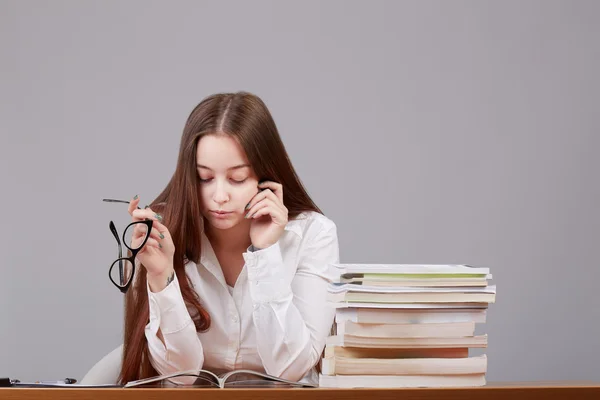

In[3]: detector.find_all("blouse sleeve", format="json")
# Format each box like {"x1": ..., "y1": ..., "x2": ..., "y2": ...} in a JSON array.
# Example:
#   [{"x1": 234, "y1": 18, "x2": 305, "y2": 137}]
[
  {"x1": 145, "y1": 272, "x2": 204, "y2": 384},
  {"x1": 243, "y1": 218, "x2": 339, "y2": 381}
]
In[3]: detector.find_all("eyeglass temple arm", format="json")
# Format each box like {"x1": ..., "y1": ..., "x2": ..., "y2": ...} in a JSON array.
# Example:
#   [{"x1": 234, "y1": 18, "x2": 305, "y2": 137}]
[
  {"x1": 109, "y1": 221, "x2": 125, "y2": 285},
  {"x1": 102, "y1": 198, "x2": 142, "y2": 209}
]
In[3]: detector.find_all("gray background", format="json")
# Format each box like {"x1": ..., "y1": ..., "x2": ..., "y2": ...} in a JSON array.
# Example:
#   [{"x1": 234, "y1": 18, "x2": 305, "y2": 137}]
[{"x1": 1, "y1": 0, "x2": 598, "y2": 383}]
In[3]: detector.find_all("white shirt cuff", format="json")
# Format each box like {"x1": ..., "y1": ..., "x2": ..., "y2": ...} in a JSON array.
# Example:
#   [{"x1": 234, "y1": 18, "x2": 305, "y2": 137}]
[{"x1": 243, "y1": 241, "x2": 294, "y2": 304}]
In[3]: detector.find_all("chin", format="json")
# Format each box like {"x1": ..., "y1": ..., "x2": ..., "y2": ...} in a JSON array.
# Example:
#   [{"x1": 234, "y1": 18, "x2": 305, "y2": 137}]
[{"x1": 206, "y1": 215, "x2": 242, "y2": 230}]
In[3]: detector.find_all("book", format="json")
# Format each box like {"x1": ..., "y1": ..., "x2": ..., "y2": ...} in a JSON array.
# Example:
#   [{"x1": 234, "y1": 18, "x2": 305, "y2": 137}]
[
  {"x1": 327, "y1": 291, "x2": 496, "y2": 304},
  {"x1": 324, "y1": 346, "x2": 470, "y2": 359},
  {"x1": 3, "y1": 368, "x2": 315, "y2": 389},
  {"x1": 326, "y1": 334, "x2": 488, "y2": 349},
  {"x1": 327, "y1": 284, "x2": 496, "y2": 304},
  {"x1": 331, "y1": 301, "x2": 490, "y2": 309},
  {"x1": 339, "y1": 276, "x2": 491, "y2": 287},
  {"x1": 335, "y1": 307, "x2": 487, "y2": 324},
  {"x1": 124, "y1": 368, "x2": 317, "y2": 388},
  {"x1": 318, "y1": 373, "x2": 486, "y2": 388},
  {"x1": 321, "y1": 354, "x2": 487, "y2": 376},
  {"x1": 322, "y1": 262, "x2": 495, "y2": 388},
  {"x1": 336, "y1": 321, "x2": 476, "y2": 338},
  {"x1": 329, "y1": 284, "x2": 496, "y2": 294},
  {"x1": 331, "y1": 264, "x2": 490, "y2": 275}
]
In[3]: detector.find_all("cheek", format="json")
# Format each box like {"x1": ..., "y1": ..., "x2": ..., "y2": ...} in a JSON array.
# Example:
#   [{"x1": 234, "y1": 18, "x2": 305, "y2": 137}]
[
  {"x1": 198, "y1": 186, "x2": 211, "y2": 209},
  {"x1": 238, "y1": 186, "x2": 260, "y2": 206}
]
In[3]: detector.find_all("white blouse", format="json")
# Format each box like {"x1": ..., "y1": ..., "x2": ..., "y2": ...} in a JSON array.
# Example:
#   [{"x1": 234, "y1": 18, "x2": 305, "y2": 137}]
[{"x1": 144, "y1": 211, "x2": 340, "y2": 385}]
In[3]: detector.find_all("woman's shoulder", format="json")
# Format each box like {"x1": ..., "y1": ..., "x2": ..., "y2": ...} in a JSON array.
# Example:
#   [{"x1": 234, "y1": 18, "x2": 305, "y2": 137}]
[{"x1": 286, "y1": 210, "x2": 337, "y2": 239}]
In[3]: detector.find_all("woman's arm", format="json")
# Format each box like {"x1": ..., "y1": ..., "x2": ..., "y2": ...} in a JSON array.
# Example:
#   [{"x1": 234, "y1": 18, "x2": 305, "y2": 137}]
[
  {"x1": 243, "y1": 217, "x2": 339, "y2": 381},
  {"x1": 145, "y1": 272, "x2": 204, "y2": 383}
]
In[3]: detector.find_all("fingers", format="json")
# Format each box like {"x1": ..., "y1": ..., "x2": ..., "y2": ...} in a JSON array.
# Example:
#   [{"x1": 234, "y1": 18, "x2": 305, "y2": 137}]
[
  {"x1": 125, "y1": 198, "x2": 172, "y2": 252},
  {"x1": 149, "y1": 227, "x2": 164, "y2": 242},
  {"x1": 128, "y1": 195, "x2": 163, "y2": 222},
  {"x1": 245, "y1": 184, "x2": 288, "y2": 223},
  {"x1": 142, "y1": 237, "x2": 161, "y2": 250},
  {"x1": 258, "y1": 181, "x2": 283, "y2": 202},
  {"x1": 138, "y1": 237, "x2": 163, "y2": 254},
  {"x1": 134, "y1": 225, "x2": 164, "y2": 242},
  {"x1": 246, "y1": 188, "x2": 281, "y2": 212},
  {"x1": 131, "y1": 208, "x2": 164, "y2": 223},
  {"x1": 246, "y1": 197, "x2": 272, "y2": 218},
  {"x1": 251, "y1": 204, "x2": 286, "y2": 224},
  {"x1": 143, "y1": 220, "x2": 173, "y2": 251},
  {"x1": 246, "y1": 198, "x2": 286, "y2": 223},
  {"x1": 132, "y1": 230, "x2": 163, "y2": 253},
  {"x1": 132, "y1": 218, "x2": 171, "y2": 237},
  {"x1": 151, "y1": 219, "x2": 171, "y2": 239},
  {"x1": 127, "y1": 218, "x2": 168, "y2": 248},
  {"x1": 128, "y1": 195, "x2": 140, "y2": 216}
]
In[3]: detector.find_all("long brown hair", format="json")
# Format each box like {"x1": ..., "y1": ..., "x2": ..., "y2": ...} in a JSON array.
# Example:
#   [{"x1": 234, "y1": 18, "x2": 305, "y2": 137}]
[{"x1": 118, "y1": 91, "x2": 323, "y2": 383}]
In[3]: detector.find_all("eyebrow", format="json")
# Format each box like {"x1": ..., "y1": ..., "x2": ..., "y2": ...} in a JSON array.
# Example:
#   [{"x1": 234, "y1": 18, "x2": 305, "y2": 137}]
[{"x1": 196, "y1": 164, "x2": 250, "y2": 171}]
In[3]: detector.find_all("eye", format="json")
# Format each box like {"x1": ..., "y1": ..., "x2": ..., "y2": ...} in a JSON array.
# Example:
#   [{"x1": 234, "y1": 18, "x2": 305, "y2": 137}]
[
  {"x1": 199, "y1": 177, "x2": 213, "y2": 183},
  {"x1": 230, "y1": 178, "x2": 247, "y2": 184}
]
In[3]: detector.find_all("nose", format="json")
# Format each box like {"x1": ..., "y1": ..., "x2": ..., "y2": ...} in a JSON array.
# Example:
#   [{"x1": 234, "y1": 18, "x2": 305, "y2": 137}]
[{"x1": 212, "y1": 181, "x2": 230, "y2": 205}]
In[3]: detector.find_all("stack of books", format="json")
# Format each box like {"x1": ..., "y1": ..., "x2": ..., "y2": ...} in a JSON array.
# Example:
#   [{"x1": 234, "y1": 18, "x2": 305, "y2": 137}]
[{"x1": 319, "y1": 264, "x2": 496, "y2": 388}]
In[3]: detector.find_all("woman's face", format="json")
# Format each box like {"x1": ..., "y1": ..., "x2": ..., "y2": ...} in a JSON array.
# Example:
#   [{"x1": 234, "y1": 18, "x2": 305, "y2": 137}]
[{"x1": 196, "y1": 134, "x2": 259, "y2": 231}]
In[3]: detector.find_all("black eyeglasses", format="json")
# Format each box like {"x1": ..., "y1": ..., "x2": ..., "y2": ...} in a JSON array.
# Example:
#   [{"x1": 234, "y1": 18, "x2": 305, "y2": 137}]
[
  {"x1": 104, "y1": 198, "x2": 151, "y2": 293},
  {"x1": 108, "y1": 219, "x2": 153, "y2": 293}
]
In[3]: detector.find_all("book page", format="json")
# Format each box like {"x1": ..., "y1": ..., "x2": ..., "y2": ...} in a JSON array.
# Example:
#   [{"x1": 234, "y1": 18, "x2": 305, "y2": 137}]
[
  {"x1": 220, "y1": 370, "x2": 316, "y2": 388},
  {"x1": 124, "y1": 369, "x2": 220, "y2": 387}
]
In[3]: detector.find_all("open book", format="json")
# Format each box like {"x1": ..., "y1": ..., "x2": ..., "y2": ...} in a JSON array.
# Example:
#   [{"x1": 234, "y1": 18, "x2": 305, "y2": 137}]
[{"x1": 124, "y1": 369, "x2": 317, "y2": 388}]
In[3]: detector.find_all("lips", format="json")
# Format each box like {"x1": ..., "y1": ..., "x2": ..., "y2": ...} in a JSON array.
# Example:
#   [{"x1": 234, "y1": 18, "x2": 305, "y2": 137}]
[{"x1": 211, "y1": 210, "x2": 232, "y2": 215}]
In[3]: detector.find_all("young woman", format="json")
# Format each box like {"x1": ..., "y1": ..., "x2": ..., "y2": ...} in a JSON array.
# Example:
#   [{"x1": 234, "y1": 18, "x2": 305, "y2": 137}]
[{"x1": 119, "y1": 92, "x2": 339, "y2": 385}]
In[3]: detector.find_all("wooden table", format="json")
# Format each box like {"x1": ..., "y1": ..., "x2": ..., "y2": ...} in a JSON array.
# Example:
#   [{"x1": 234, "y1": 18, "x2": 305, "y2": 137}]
[{"x1": 1, "y1": 381, "x2": 600, "y2": 400}]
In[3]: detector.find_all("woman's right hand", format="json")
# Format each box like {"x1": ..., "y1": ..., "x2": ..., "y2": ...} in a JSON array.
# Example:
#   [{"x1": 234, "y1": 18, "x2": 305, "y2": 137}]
[{"x1": 128, "y1": 195, "x2": 175, "y2": 292}]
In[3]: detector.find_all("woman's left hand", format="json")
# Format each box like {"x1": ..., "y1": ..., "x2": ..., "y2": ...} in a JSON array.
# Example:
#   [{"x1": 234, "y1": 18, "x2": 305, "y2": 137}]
[{"x1": 246, "y1": 181, "x2": 288, "y2": 250}]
